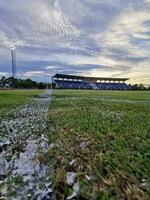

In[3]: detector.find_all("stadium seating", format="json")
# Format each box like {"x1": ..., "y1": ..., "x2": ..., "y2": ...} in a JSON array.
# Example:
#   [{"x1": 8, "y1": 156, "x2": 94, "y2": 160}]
[
  {"x1": 96, "y1": 83, "x2": 131, "y2": 90},
  {"x1": 54, "y1": 80, "x2": 92, "y2": 89},
  {"x1": 54, "y1": 80, "x2": 131, "y2": 90}
]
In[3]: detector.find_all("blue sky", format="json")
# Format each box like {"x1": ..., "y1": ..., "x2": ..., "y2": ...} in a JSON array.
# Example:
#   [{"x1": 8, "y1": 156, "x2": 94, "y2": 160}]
[{"x1": 0, "y1": 0, "x2": 150, "y2": 84}]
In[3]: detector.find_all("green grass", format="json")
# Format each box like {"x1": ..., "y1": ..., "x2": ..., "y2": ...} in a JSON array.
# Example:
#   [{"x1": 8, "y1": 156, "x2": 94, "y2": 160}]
[
  {"x1": 0, "y1": 89, "x2": 42, "y2": 117},
  {"x1": 48, "y1": 90, "x2": 150, "y2": 199},
  {"x1": 53, "y1": 89, "x2": 150, "y2": 100}
]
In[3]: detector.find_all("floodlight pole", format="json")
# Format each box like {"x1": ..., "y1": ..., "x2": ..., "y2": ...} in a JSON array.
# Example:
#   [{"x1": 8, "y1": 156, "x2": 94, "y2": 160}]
[{"x1": 11, "y1": 48, "x2": 16, "y2": 78}]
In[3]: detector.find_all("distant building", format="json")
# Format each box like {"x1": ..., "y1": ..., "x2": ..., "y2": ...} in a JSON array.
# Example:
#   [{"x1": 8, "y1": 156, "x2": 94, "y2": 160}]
[{"x1": 4, "y1": 84, "x2": 10, "y2": 88}]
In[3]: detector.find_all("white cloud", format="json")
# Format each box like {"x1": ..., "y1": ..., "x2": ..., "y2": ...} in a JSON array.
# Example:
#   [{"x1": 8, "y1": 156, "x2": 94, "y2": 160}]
[
  {"x1": 21, "y1": 71, "x2": 47, "y2": 78},
  {"x1": 0, "y1": 0, "x2": 150, "y2": 84},
  {"x1": 0, "y1": 72, "x2": 9, "y2": 77}
]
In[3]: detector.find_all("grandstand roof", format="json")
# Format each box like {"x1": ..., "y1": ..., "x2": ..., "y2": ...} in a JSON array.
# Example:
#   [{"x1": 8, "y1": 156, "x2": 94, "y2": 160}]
[{"x1": 53, "y1": 74, "x2": 129, "y2": 82}]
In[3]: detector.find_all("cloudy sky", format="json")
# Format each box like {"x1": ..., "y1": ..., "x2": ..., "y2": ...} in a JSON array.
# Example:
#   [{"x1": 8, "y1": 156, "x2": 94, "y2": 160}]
[{"x1": 0, "y1": 0, "x2": 150, "y2": 84}]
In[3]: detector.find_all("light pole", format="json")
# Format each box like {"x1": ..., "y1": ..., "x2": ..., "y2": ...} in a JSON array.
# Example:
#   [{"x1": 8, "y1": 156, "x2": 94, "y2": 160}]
[{"x1": 11, "y1": 47, "x2": 16, "y2": 77}]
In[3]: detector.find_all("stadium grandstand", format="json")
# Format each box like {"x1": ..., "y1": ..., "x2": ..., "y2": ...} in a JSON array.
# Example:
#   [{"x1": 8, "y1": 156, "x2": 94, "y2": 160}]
[{"x1": 52, "y1": 74, "x2": 131, "y2": 90}]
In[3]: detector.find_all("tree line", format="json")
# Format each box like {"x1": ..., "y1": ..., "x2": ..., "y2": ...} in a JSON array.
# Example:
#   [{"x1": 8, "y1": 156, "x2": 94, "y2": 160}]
[
  {"x1": 129, "y1": 84, "x2": 150, "y2": 91},
  {"x1": 0, "y1": 77, "x2": 50, "y2": 89}
]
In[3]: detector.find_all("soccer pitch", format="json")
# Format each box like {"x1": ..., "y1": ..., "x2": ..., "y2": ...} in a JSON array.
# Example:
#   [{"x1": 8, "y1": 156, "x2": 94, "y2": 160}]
[
  {"x1": 48, "y1": 90, "x2": 150, "y2": 199},
  {"x1": 0, "y1": 89, "x2": 150, "y2": 199},
  {"x1": 0, "y1": 90, "x2": 42, "y2": 117}
]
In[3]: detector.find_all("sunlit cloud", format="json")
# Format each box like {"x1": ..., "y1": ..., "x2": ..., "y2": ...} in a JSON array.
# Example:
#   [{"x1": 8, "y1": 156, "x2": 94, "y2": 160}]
[{"x1": 0, "y1": 0, "x2": 150, "y2": 84}]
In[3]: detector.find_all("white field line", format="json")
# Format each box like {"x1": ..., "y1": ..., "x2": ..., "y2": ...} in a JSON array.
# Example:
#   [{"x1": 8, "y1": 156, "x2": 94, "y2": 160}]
[
  {"x1": 54, "y1": 96, "x2": 150, "y2": 104},
  {"x1": 0, "y1": 90, "x2": 52, "y2": 199}
]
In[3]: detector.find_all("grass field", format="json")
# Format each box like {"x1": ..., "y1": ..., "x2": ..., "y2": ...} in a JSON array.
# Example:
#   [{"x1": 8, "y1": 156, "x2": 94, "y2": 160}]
[
  {"x1": 0, "y1": 89, "x2": 150, "y2": 199},
  {"x1": 0, "y1": 90, "x2": 41, "y2": 117},
  {"x1": 48, "y1": 90, "x2": 150, "y2": 199}
]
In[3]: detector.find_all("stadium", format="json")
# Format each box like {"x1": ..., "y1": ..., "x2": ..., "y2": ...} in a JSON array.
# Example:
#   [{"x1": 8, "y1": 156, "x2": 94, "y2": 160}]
[
  {"x1": 52, "y1": 73, "x2": 131, "y2": 90},
  {"x1": 0, "y1": 0, "x2": 150, "y2": 199}
]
